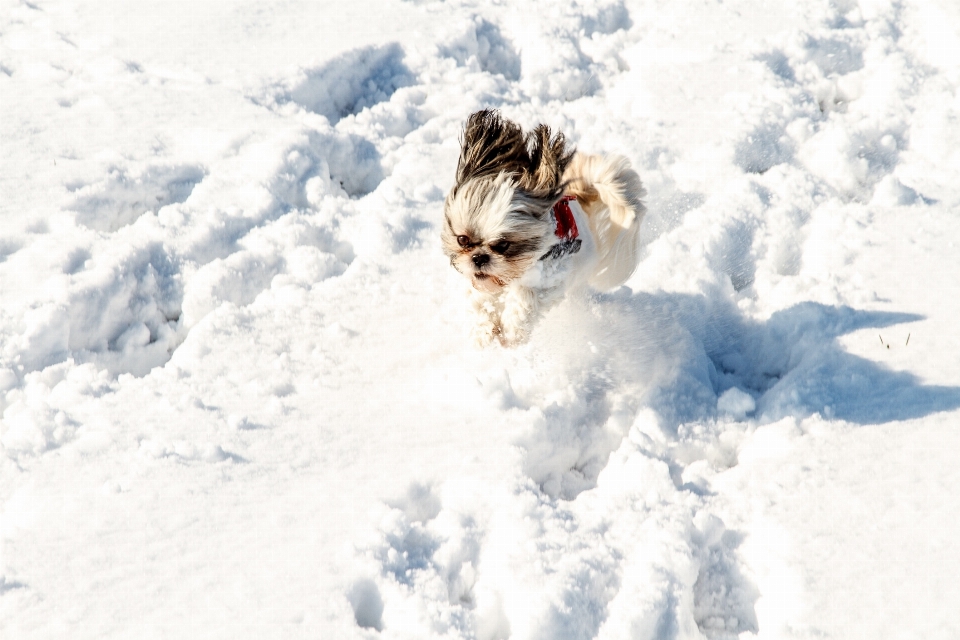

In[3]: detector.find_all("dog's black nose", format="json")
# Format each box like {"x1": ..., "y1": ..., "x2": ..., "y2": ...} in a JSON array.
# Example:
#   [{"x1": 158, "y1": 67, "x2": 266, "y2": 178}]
[{"x1": 472, "y1": 253, "x2": 490, "y2": 267}]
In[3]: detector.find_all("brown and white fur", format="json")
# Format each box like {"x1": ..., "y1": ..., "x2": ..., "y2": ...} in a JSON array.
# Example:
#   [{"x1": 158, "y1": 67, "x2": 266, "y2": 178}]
[{"x1": 442, "y1": 110, "x2": 646, "y2": 347}]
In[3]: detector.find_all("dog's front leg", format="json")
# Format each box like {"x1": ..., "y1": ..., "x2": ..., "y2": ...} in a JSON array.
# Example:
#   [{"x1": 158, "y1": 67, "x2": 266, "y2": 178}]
[
  {"x1": 499, "y1": 285, "x2": 542, "y2": 346},
  {"x1": 469, "y1": 288, "x2": 503, "y2": 347}
]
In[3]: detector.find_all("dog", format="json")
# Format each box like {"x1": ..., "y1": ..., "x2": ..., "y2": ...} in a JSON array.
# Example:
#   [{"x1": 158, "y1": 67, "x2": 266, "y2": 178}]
[{"x1": 441, "y1": 109, "x2": 646, "y2": 347}]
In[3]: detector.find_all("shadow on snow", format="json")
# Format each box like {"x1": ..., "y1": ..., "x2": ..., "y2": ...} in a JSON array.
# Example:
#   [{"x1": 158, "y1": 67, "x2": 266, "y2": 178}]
[{"x1": 620, "y1": 292, "x2": 960, "y2": 427}]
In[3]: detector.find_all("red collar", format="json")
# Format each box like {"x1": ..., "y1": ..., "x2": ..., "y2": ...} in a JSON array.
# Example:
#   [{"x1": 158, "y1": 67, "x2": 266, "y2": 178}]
[{"x1": 552, "y1": 196, "x2": 579, "y2": 240}]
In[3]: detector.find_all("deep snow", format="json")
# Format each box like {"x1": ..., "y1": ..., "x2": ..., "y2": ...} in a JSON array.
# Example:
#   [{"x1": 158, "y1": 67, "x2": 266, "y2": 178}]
[{"x1": 2, "y1": 0, "x2": 960, "y2": 638}]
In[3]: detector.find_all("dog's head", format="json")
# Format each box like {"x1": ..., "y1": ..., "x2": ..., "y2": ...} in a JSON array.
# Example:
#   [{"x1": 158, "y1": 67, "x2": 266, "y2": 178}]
[{"x1": 442, "y1": 110, "x2": 574, "y2": 293}]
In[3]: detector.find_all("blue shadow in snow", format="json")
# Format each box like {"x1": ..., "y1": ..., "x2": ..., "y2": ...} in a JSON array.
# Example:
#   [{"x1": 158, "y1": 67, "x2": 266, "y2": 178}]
[
  {"x1": 282, "y1": 43, "x2": 414, "y2": 124},
  {"x1": 745, "y1": 304, "x2": 960, "y2": 425},
  {"x1": 617, "y1": 293, "x2": 960, "y2": 426}
]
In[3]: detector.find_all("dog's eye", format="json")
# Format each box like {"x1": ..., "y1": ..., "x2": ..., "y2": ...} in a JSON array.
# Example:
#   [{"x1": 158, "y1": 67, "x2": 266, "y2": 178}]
[
  {"x1": 490, "y1": 240, "x2": 510, "y2": 255},
  {"x1": 457, "y1": 235, "x2": 470, "y2": 247}
]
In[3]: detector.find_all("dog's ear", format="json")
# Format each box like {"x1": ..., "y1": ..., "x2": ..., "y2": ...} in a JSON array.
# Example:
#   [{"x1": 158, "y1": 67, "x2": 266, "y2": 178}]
[
  {"x1": 455, "y1": 110, "x2": 529, "y2": 186},
  {"x1": 454, "y1": 110, "x2": 575, "y2": 212},
  {"x1": 518, "y1": 124, "x2": 575, "y2": 202}
]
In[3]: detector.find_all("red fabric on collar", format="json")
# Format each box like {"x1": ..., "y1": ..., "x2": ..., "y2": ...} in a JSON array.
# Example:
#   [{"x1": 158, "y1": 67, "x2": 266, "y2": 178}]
[{"x1": 552, "y1": 195, "x2": 579, "y2": 240}]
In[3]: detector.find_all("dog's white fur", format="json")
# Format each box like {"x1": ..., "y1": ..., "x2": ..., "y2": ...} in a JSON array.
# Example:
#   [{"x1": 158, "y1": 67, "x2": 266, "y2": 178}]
[{"x1": 442, "y1": 111, "x2": 646, "y2": 347}]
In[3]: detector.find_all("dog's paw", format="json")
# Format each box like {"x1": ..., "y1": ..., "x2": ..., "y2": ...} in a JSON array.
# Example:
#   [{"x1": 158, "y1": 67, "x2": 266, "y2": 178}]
[
  {"x1": 471, "y1": 322, "x2": 501, "y2": 349},
  {"x1": 498, "y1": 322, "x2": 528, "y2": 348}
]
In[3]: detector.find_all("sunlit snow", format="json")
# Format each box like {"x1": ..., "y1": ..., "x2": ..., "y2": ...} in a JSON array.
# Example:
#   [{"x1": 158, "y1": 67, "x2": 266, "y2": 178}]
[{"x1": 2, "y1": 0, "x2": 960, "y2": 638}]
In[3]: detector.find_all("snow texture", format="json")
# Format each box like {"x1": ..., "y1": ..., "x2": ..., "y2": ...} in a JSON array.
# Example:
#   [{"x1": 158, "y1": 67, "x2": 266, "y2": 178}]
[{"x1": 2, "y1": 0, "x2": 960, "y2": 638}]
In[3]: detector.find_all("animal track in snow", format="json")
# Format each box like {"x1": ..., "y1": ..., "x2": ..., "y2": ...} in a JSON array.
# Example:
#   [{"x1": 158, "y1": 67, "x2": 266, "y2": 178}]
[
  {"x1": 270, "y1": 130, "x2": 385, "y2": 203},
  {"x1": 0, "y1": 238, "x2": 21, "y2": 263},
  {"x1": 803, "y1": 34, "x2": 865, "y2": 77},
  {"x1": 273, "y1": 43, "x2": 415, "y2": 125},
  {"x1": 692, "y1": 515, "x2": 760, "y2": 639},
  {"x1": 180, "y1": 212, "x2": 354, "y2": 328},
  {"x1": 13, "y1": 244, "x2": 184, "y2": 377},
  {"x1": 67, "y1": 163, "x2": 206, "y2": 232},
  {"x1": 353, "y1": 483, "x2": 485, "y2": 636},
  {"x1": 347, "y1": 578, "x2": 385, "y2": 631},
  {"x1": 735, "y1": 122, "x2": 795, "y2": 175},
  {"x1": 438, "y1": 18, "x2": 522, "y2": 81}
]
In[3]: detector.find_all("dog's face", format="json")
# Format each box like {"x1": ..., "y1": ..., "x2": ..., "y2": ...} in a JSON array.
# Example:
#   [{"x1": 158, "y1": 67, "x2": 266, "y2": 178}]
[
  {"x1": 442, "y1": 110, "x2": 574, "y2": 293},
  {"x1": 442, "y1": 173, "x2": 551, "y2": 292}
]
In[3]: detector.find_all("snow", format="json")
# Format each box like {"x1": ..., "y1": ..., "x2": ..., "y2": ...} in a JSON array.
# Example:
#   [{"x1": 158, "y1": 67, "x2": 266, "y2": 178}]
[{"x1": 2, "y1": 0, "x2": 960, "y2": 638}]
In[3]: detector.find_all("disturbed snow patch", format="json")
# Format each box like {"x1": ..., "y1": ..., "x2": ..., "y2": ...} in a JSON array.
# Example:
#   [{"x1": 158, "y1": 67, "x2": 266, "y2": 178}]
[
  {"x1": 439, "y1": 18, "x2": 522, "y2": 80},
  {"x1": 181, "y1": 211, "x2": 354, "y2": 328},
  {"x1": 692, "y1": 514, "x2": 760, "y2": 639},
  {"x1": 9, "y1": 242, "x2": 185, "y2": 377},
  {"x1": 267, "y1": 43, "x2": 415, "y2": 124},
  {"x1": 269, "y1": 130, "x2": 386, "y2": 201},
  {"x1": 341, "y1": 290, "x2": 769, "y2": 639},
  {"x1": 67, "y1": 164, "x2": 206, "y2": 232}
]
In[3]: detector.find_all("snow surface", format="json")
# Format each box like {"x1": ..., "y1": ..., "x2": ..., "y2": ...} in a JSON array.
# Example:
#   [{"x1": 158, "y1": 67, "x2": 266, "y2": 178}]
[{"x1": 2, "y1": 0, "x2": 960, "y2": 638}]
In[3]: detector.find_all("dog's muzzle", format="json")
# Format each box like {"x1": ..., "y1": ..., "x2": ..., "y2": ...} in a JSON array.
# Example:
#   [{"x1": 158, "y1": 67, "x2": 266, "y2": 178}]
[{"x1": 472, "y1": 272, "x2": 504, "y2": 293}]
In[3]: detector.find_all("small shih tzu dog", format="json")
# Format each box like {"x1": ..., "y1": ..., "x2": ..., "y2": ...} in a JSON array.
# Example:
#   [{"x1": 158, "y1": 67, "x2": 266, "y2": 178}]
[{"x1": 442, "y1": 109, "x2": 646, "y2": 347}]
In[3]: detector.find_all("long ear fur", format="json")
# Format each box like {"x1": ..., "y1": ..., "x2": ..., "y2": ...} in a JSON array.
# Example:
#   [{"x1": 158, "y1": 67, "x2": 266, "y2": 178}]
[
  {"x1": 455, "y1": 110, "x2": 529, "y2": 185},
  {"x1": 517, "y1": 123, "x2": 573, "y2": 201},
  {"x1": 454, "y1": 110, "x2": 574, "y2": 203}
]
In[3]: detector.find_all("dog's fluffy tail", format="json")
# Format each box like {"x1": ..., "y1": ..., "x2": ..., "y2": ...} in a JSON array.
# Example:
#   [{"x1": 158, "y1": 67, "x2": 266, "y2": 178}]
[{"x1": 563, "y1": 152, "x2": 647, "y2": 290}]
